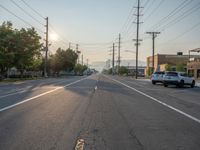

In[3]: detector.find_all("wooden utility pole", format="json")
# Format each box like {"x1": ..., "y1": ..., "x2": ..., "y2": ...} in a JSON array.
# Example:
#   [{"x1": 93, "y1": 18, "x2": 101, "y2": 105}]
[
  {"x1": 146, "y1": 32, "x2": 160, "y2": 73},
  {"x1": 134, "y1": 0, "x2": 143, "y2": 79},
  {"x1": 81, "y1": 54, "x2": 83, "y2": 65},
  {"x1": 118, "y1": 33, "x2": 121, "y2": 74},
  {"x1": 76, "y1": 44, "x2": 79, "y2": 64},
  {"x1": 44, "y1": 17, "x2": 48, "y2": 77},
  {"x1": 112, "y1": 43, "x2": 115, "y2": 75}
]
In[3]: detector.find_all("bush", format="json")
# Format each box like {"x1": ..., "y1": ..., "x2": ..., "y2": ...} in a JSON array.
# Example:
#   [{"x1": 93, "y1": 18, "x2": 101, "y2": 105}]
[{"x1": 118, "y1": 66, "x2": 128, "y2": 75}]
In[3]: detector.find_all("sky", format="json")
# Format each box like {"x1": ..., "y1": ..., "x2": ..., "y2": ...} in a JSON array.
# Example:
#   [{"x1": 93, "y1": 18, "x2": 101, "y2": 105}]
[{"x1": 0, "y1": 0, "x2": 200, "y2": 68}]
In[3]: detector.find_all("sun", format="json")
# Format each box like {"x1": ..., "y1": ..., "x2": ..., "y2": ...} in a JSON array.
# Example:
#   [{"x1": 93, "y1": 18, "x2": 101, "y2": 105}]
[{"x1": 50, "y1": 33, "x2": 58, "y2": 41}]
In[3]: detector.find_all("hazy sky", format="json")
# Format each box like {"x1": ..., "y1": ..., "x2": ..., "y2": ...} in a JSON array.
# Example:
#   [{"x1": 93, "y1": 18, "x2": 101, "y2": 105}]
[{"x1": 1, "y1": 0, "x2": 200, "y2": 65}]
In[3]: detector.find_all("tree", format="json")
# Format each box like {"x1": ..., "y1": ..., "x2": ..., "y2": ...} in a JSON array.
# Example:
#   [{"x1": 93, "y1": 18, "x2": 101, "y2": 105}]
[
  {"x1": 165, "y1": 64, "x2": 172, "y2": 71},
  {"x1": 0, "y1": 22, "x2": 15, "y2": 77},
  {"x1": 49, "y1": 48, "x2": 78, "y2": 74},
  {"x1": 146, "y1": 67, "x2": 152, "y2": 76},
  {"x1": 74, "y1": 64, "x2": 88, "y2": 75},
  {"x1": 118, "y1": 66, "x2": 128, "y2": 75},
  {"x1": 176, "y1": 64, "x2": 185, "y2": 72},
  {"x1": 0, "y1": 22, "x2": 43, "y2": 77},
  {"x1": 13, "y1": 27, "x2": 42, "y2": 76}
]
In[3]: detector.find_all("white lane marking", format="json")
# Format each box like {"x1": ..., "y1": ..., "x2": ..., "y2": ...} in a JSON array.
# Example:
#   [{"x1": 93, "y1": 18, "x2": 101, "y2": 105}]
[
  {"x1": 0, "y1": 79, "x2": 70, "y2": 99},
  {"x1": 0, "y1": 89, "x2": 28, "y2": 99},
  {"x1": 104, "y1": 75, "x2": 200, "y2": 124},
  {"x1": 0, "y1": 78, "x2": 87, "y2": 112}
]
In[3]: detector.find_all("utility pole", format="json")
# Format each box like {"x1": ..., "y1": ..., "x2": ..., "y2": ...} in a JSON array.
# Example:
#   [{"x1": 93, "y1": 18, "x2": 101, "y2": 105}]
[
  {"x1": 44, "y1": 17, "x2": 48, "y2": 77},
  {"x1": 146, "y1": 32, "x2": 160, "y2": 73},
  {"x1": 112, "y1": 43, "x2": 115, "y2": 75},
  {"x1": 134, "y1": 0, "x2": 143, "y2": 79},
  {"x1": 81, "y1": 54, "x2": 83, "y2": 65},
  {"x1": 69, "y1": 42, "x2": 71, "y2": 49},
  {"x1": 76, "y1": 44, "x2": 79, "y2": 64},
  {"x1": 86, "y1": 59, "x2": 89, "y2": 67},
  {"x1": 118, "y1": 33, "x2": 121, "y2": 74}
]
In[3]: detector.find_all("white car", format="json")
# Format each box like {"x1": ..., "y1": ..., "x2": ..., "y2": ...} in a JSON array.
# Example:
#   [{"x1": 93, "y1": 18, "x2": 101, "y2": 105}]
[
  {"x1": 163, "y1": 71, "x2": 195, "y2": 88},
  {"x1": 151, "y1": 71, "x2": 165, "y2": 84}
]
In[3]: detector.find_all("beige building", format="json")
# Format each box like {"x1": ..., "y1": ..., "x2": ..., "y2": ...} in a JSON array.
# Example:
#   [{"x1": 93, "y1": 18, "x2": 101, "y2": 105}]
[
  {"x1": 187, "y1": 48, "x2": 200, "y2": 79},
  {"x1": 187, "y1": 60, "x2": 200, "y2": 79},
  {"x1": 146, "y1": 52, "x2": 199, "y2": 76}
]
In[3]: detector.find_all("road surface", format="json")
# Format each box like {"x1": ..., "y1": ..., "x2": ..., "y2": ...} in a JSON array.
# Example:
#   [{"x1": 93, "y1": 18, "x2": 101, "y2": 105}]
[{"x1": 0, "y1": 74, "x2": 200, "y2": 150}]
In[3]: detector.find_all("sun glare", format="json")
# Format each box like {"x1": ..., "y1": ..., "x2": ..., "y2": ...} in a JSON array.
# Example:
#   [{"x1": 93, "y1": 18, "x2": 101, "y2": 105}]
[{"x1": 50, "y1": 33, "x2": 58, "y2": 41}]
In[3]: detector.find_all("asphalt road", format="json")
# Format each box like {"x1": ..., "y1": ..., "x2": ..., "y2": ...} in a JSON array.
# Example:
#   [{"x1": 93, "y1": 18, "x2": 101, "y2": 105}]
[{"x1": 0, "y1": 74, "x2": 200, "y2": 150}]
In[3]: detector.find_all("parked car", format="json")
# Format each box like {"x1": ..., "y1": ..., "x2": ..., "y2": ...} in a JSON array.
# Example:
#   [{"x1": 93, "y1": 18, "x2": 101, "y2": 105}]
[
  {"x1": 163, "y1": 71, "x2": 195, "y2": 88},
  {"x1": 151, "y1": 71, "x2": 165, "y2": 84}
]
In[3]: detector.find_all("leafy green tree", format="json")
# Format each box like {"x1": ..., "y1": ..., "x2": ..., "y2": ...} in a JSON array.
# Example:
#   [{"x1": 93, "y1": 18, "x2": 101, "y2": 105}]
[
  {"x1": 0, "y1": 21, "x2": 43, "y2": 77},
  {"x1": 49, "y1": 48, "x2": 78, "y2": 74},
  {"x1": 74, "y1": 64, "x2": 88, "y2": 75},
  {"x1": 0, "y1": 22, "x2": 15, "y2": 77},
  {"x1": 118, "y1": 66, "x2": 128, "y2": 75},
  {"x1": 13, "y1": 27, "x2": 42, "y2": 75},
  {"x1": 146, "y1": 67, "x2": 152, "y2": 76},
  {"x1": 176, "y1": 64, "x2": 185, "y2": 72},
  {"x1": 165, "y1": 64, "x2": 172, "y2": 71}
]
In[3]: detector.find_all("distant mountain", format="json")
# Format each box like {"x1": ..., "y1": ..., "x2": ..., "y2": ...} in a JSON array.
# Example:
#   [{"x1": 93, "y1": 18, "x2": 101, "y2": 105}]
[{"x1": 120, "y1": 59, "x2": 146, "y2": 66}]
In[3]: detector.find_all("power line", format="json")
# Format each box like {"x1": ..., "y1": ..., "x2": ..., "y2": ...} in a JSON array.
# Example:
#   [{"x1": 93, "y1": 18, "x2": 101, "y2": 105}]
[
  {"x1": 10, "y1": 0, "x2": 44, "y2": 26},
  {"x1": 120, "y1": 1, "x2": 138, "y2": 35},
  {"x1": 0, "y1": 4, "x2": 44, "y2": 34},
  {"x1": 161, "y1": 21, "x2": 200, "y2": 44},
  {"x1": 142, "y1": 0, "x2": 155, "y2": 14},
  {"x1": 158, "y1": 2, "x2": 200, "y2": 32},
  {"x1": 48, "y1": 23, "x2": 70, "y2": 47},
  {"x1": 144, "y1": 0, "x2": 165, "y2": 22},
  {"x1": 20, "y1": 0, "x2": 45, "y2": 19},
  {"x1": 142, "y1": 0, "x2": 151, "y2": 8},
  {"x1": 148, "y1": 0, "x2": 192, "y2": 31}
]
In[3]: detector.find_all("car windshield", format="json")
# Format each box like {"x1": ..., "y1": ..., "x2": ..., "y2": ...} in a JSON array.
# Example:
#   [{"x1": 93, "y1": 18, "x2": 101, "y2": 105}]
[{"x1": 166, "y1": 72, "x2": 178, "y2": 76}]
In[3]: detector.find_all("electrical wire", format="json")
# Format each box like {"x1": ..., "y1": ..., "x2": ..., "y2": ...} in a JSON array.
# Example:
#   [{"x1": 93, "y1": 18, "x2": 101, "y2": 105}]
[
  {"x1": 10, "y1": 0, "x2": 44, "y2": 26},
  {"x1": 161, "y1": 21, "x2": 200, "y2": 44},
  {"x1": 148, "y1": 0, "x2": 192, "y2": 31},
  {"x1": 158, "y1": 2, "x2": 200, "y2": 32},
  {"x1": 20, "y1": 0, "x2": 45, "y2": 19},
  {"x1": 144, "y1": 0, "x2": 165, "y2": 22},
  {"x1": 142, "y1": 0, "x2": 156, "y2": 14},
  {"x1": 0, "y1": 4, "x2": 44, "y2": 34}
]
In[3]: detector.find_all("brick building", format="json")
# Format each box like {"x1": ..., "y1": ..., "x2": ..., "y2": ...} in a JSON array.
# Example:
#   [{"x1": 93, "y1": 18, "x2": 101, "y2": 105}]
[{"x1": 146, "y1": 52, "x2": 199, "y2": 76}]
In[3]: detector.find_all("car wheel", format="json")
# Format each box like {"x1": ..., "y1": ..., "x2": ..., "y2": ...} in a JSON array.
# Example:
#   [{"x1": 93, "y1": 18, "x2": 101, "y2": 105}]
[
  {"x1": 152, "y1": 81, "x2": 156, "y2": 85},
  {"x1": 191, "y1": 80, "x2": 195, "y2": 88},
  {"x1": 178, "y1": 80, "x2": 184, "y2": 88}
]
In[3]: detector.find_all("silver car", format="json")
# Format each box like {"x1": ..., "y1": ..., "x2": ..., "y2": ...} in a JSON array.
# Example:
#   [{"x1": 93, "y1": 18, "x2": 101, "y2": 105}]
[
  {"x1": 151, "y1": 71, "x2": 165, "y2": 85},
  {"x1": 163, "y1": 71, "x2": 195, "y2": 88}
]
